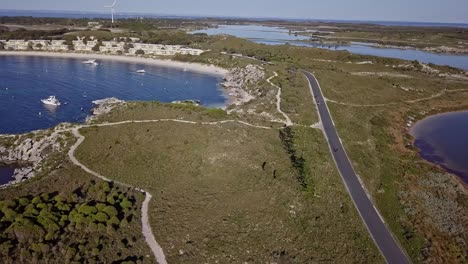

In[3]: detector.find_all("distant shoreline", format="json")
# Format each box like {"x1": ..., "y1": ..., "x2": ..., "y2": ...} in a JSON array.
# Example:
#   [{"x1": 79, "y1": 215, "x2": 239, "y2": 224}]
[
  {"x1": 0, "y1": 51, "x2": 228, "y2": 77},
  {"x1": 1, "y1": 10, "x2": 467, "y2": 28}
]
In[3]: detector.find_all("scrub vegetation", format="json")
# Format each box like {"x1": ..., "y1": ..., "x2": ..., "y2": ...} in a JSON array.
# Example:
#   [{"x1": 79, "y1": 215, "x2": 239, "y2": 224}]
[
  {"x1": 0, "y1": 164, "x2": 153, "y2": 264},
  {"x1": 75, "y1": 106, "x2": 382, "y2": 263}
]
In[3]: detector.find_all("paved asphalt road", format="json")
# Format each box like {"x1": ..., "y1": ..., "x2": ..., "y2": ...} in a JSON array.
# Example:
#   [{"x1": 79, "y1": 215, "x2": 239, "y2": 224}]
[{"x1": 302, "y1": 70, "x2": 410, "y2": 264}]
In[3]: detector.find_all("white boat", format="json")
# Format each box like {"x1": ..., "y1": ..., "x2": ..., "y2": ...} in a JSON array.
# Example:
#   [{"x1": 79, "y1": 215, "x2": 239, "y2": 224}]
[
  {"x1": 41, "y1": 96, "x2": 61, "y2": 106},
  {"x1": 83, "y1": 59, "x2": 98, "y2": 65},
  {"x1": 136, "y1": 69, "x2": 146, "y2": 73}
]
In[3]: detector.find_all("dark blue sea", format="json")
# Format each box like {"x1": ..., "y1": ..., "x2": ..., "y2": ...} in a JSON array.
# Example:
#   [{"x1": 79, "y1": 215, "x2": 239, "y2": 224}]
[
  {"x1": 0, "y1": 166, "x2": 15, "y2": 185},
  {"x1": 0, "y1": 55, "x2": 226, "y2": 134},
  {"x1": 411, "y1": 111, "x2": 468, "y2": 183}
]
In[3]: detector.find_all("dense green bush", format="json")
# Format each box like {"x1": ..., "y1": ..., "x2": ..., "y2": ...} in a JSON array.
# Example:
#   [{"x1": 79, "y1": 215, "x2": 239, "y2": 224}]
[{"x1": 0, "y1": 182, "x2": 140, "y2": 262}]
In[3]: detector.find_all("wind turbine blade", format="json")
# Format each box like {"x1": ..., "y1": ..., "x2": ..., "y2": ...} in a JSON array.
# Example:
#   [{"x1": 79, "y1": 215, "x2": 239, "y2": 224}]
[{"x1": 112, "y1": 0, "x2": 117, "y2": 7}]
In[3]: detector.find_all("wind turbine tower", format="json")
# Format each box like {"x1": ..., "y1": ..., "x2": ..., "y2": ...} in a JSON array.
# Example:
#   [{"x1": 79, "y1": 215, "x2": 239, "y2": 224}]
[{"x1": 104, "y1": 0, "x2": 117, "y2": 23}]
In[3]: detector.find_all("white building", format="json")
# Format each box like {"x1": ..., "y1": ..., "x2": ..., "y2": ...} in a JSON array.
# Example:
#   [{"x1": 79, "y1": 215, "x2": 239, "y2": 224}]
[
  {"x1": 99, "y1": 41, "x2": 125, "y2": 54},
  {"x1": 2, "y1": 37, "x2": 205, "y2": 56},
  {"x1": 128, "y1": 43, "x2": 204, "y2": 56},
  {"x1": 179, "y1": 48, "x2": 205, "y2": 56},
  {"x1": 88, "y1": 22, "x2": 101, "y2": 29},
  {"x1": 72, "y1": 37, "x2": 98, "y2": 51},
  {"x1": 48, "y1": 40, "x2": 69, "y2": 51},
  {"x1": 5, "y1": 40, "x2": 28, "y2": 50}
]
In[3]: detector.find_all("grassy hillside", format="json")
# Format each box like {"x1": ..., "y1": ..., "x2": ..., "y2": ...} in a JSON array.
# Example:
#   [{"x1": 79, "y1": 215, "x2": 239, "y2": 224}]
[{"x1": 75, "y1": 104, "x2": 382, "y2": 263}]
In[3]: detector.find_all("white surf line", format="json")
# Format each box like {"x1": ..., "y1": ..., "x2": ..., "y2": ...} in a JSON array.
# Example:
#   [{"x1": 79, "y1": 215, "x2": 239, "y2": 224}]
[
  {"x1": 68, "y1": 128, "x2": 168, "y2": 264},
  {"x1": 267, "y1": 72, "x2": 294, "y2": 126}
]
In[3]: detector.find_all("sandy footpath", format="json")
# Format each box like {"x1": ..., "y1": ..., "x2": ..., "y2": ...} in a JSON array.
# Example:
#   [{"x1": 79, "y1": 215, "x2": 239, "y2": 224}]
[{"x1": 0, "y1": 51, "x2": 228, "y2": 77}]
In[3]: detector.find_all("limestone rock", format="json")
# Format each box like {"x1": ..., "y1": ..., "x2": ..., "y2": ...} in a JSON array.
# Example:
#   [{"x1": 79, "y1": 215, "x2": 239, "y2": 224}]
[{"x1": 222, "y1": 65, "x2": 265, "y2": 106}]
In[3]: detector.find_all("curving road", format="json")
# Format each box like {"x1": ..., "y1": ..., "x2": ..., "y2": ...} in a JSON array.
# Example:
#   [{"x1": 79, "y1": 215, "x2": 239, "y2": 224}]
[{"x1": 302, "y1": 70, "x2": 410, "y2": 264}]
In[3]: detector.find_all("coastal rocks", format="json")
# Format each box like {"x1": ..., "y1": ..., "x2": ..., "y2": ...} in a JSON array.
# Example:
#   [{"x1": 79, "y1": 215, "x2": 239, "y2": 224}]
[
  {"x1": 171, "y1": 100, "x2": 201, "y2": 106},
  {"x1": 222, "y1": 65, "x2": 265, "y2": 106},
  {"x1": 0, "y1": 130, "x2": 66, "y2": 186},
  {"x1": 12, "y1": 167, "x2": 34, "y2": 183},
  {"x1": 422, "y1": 46, "x2": 468, "y2": 55},
  {"x1": 373, "y1": 43, "x2": 468, "y2": 55},
  {"x1": 86, "y1": 97, "x2": 124, "y2": 122}
]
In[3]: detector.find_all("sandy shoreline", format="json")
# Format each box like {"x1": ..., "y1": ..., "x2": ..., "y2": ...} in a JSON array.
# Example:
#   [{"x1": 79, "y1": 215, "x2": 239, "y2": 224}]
[{"x1": 0, "y1": 51, "x2": 228, "y2": 77}]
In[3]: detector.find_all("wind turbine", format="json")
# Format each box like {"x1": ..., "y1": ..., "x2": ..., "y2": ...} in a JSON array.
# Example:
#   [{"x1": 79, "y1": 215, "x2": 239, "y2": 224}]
[{"x1": 104, "y1": 0, "x2": 117, "y2": 24}]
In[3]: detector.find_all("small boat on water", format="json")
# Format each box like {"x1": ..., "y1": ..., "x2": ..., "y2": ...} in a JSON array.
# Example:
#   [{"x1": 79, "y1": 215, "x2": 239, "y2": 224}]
[
  {"x1": 41, "y1": 96, "x2": 61, "y2": 106},
  {"x1": 136, "y1": 69, "x2": 146, "y2": 73},
  {"x1": 83, "y1": 59, "x2": 99, "y2": 65}
]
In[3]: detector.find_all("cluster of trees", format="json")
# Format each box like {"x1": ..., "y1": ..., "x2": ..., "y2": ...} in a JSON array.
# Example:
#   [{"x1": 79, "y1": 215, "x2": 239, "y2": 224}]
[
  {"x1": 0, "y1": 16, "x2": 91, "y2": 27},
  {"x1": 0, "y1": 181, "x2": 143, "y2": 263},
  {"x1": 279, "y1": 127, "x2": 308, "y2": 189},
  {"x1": 139, "y1": 31, "x2": 210, "y2": 46},
  {"x1": 0, "y1": 28, "x2": 70, "y2": 41},
  {"x1": 222, "y1": 45, "x2": 293, "y2": 63}
]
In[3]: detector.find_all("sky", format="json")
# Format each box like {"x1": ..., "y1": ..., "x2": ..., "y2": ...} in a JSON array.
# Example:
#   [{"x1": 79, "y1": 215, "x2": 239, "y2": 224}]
[{"x1": 1, "y1": 0, "x2": 467, "y2": 23}]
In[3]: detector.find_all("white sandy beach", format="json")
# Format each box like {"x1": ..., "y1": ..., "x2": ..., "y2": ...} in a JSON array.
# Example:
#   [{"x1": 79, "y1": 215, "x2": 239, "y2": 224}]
[{"x1": 0, "y1": 51, "x2": 228, "y2": 77}]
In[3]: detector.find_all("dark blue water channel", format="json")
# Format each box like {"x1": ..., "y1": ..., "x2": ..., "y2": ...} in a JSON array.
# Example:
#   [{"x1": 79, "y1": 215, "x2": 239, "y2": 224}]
[
  {"x1": 0, "y1": 166, "x2": 15, "y2": 185},
  {"x1": 411, "y1": 111, "x2": 468, "y2": 183},
  {"x1": 0, "y1": 55, "x2": 226, "y2": 134}
]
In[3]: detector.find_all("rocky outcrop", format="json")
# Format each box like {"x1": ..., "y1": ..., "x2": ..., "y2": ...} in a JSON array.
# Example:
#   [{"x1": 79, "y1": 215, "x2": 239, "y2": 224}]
[
  {"x1": 222, "y1": 65, "x2": 265, "y2": 106},
  {"x1": 0, "y1": 131, "x2": 65, "y2": 186},
  {"x1": 171, "y1": 100, "x2": 201, "y2": 106},
  {"x1": 373, "y1": 43, "x2": 468, "y2": 54},
  {"x1": 86, "y1": 97, "x2": 124, "y2": 122},
  {"x1": 422, "y1": 46, "x2": 468, "y2": 54}
]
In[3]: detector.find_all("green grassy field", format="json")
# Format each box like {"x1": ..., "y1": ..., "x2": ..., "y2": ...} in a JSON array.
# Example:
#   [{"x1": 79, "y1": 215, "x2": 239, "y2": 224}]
[
  {"x1": 75, "y1": 105, "x2": 382, "y2": 263},
  {"x1": 199, "y1": 37, "x2": 468, "y2": 262}
]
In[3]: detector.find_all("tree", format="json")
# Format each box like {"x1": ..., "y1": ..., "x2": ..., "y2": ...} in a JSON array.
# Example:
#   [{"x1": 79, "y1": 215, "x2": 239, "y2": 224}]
[
  {"x1": 78, "y1": 204, "x2": 98, "y2": 215},
  {"x1": 92, "y1": 42, "x2": 102, "y2": 52},
  {"x1": 135, "y1": 49, "x2": 144, "y2": 55},
  {"x1": 123, "y1": 43, "x2": 133, "y2": 53},
  {"x1": 102, "y1": 205, "x2": 118, "y2": 217},
  {"x1": 93, "y1": 212, "x2": 109, "y2": 223},
  {"x1": 35, "y1": 43, "x2": 43, "y2": 50},
  {"x1": 119, "y1": 198, "x2": 132, "y2": 209},
  {"x1": 27, "y1": 41, "x2": 33, "y2": 51}
]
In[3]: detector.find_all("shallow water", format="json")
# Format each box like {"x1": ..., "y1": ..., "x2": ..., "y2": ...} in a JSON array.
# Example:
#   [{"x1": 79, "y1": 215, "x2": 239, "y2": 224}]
[
  {"x1": 0, "y1": 166, "x2": 15, "y2": 185},
  {"x1": 0, "y1": 55, "x2": 226, "y2": 134},
  {"x1": 194, "y1": 25, "x2": 468, "y2": 70},
  {"x1": 411, "y1": 111, "x2": 468, "y2": 183}
]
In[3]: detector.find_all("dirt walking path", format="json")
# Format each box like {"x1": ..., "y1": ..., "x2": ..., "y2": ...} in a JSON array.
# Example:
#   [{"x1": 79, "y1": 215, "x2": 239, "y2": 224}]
[{"x1": 267, "y1": 72, "x2": 294, "y2": 126}]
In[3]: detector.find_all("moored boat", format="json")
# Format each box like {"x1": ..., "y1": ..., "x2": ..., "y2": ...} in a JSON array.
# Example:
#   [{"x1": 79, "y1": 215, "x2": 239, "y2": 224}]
[{"x1": 41, "y1": 96, "x2": 61, "y2": 106}]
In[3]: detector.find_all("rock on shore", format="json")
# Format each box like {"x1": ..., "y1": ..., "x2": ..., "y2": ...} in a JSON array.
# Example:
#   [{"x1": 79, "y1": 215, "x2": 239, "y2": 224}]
[
  {"x1": 0, "y1": 131, "x2": 66, "y2": 186},
  {"x1": 86, "y1": 97, "x2": 125, "y2": 122},
  {"x1": 222, "y1": 65, "x2": 265, "y2": 106}
]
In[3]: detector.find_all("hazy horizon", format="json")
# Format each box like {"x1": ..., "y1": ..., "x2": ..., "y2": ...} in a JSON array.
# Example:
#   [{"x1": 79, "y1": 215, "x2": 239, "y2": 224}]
[
  {"x1": 2, "y1": 8, "x2": 468, "y2": 25},
  {"x1": 0, "y1": 0, "x2": 467, "y2": 24}
]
